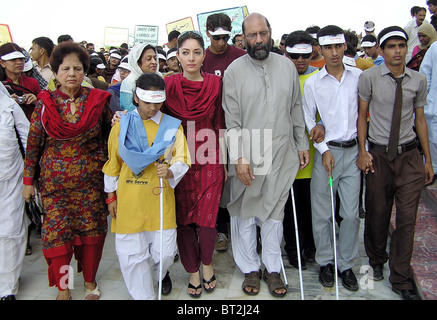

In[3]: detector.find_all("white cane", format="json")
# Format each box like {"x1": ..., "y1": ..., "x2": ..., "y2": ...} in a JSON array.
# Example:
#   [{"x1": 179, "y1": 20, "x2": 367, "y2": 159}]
[
  {"x1": 290, "y1": 186, "x2": 305, "y2": 300},
  {"x1": 158, "y1": 176, "x2": 164, "y2": 301},
  {"x1": 329, "y1": 171, "x2": 339, "y2": 300}
]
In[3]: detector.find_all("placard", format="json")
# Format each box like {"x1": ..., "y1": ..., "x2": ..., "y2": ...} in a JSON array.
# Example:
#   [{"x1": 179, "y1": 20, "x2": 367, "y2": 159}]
[
  {"x1": 134, "y1": 25, "x2": 159, "y2": 46},
  {"x1": 197, "y1": 6, "x2": 249, "y2": 46}
]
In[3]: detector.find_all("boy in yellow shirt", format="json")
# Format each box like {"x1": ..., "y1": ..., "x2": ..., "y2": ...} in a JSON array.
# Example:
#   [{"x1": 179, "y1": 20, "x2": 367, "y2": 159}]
[{"x1": 103, "y1": 73, "x2": 190, "y2": 300}]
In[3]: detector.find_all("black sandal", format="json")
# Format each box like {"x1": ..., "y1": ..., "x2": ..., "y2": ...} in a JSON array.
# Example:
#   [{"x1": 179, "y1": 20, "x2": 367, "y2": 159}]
[
  {"x1": 203, "y1": 274, "x2": 216, "y2": 293},
  {"x1": 188, "y1": 283, "x2": 202, "y2": 298}
]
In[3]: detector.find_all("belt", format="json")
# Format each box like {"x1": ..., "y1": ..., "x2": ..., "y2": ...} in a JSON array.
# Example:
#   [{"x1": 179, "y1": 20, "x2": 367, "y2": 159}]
[
  {"x1": 327, "y1": 138, "x2": 357, "y2": 148},
  {"x1": 368, "y1": 139, "x2": 418, "y2": 155}
]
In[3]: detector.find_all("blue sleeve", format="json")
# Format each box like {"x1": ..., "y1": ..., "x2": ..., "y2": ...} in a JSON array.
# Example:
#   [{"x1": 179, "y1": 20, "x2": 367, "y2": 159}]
[{"x1": 120, "y1": 91, "x2": 135, "y2": 112}]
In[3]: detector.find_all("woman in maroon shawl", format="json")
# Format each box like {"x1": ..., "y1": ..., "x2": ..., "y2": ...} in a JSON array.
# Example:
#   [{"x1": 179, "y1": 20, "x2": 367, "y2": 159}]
[
  {"x1": 22, "y1": 43, "x2": 113, "y2": 300},
  {"x1": 163, "y1": 31, "x2": 226, "y2": 298}
]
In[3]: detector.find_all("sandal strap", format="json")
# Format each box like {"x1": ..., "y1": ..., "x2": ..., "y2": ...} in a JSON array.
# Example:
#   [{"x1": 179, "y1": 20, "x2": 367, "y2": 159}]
[
  {"x1": 263, "y1": 271, "x2": 287, "y2": 294},
  {"x1": 84, "y1": 284, "x2": 101, "y2": 299}
]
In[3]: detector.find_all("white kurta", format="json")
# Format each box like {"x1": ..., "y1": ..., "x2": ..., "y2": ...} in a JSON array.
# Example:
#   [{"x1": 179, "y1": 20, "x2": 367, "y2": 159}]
[
  {"x1": 420, "y1": 41, "x2": 437, "y2": 173},
  {"x1": 222, "y1": 52, "x2": 309, "y2": 222},
  {"x1": 0, "y1": 83, "x2": 30, "y2": 297}
]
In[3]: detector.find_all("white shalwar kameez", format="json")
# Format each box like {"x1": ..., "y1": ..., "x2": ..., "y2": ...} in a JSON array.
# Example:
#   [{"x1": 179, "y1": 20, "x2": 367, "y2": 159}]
[{"x1": 0, "y1": 83, "x2": 30, "y2": 298}]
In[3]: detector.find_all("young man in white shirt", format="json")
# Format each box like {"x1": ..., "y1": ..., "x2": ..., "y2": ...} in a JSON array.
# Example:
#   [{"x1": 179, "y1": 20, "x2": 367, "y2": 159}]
[{"x1": 302, "y1": 25, "x2": 362, "y2": 292}]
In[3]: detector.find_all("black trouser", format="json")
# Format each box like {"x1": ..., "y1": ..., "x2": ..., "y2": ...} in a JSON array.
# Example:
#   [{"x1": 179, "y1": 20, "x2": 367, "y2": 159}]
[{"x1": 283, "y1": 179, "x2": 316, "y2": 259}]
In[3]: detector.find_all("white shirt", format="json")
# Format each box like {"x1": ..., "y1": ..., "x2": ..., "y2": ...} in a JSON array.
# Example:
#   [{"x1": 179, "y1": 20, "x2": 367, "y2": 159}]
[
  {"x1": 302, "y1": 64, "x2": 362, "y2": 155},
  {"x1": 104, "y1": 110, "x2": 189, "y2": 192}
]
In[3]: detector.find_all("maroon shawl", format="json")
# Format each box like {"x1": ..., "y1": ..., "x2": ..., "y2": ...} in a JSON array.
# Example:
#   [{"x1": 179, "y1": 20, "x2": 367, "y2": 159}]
[{"x1": 163, "y1": 73, "x2": 221, "y2": 123}]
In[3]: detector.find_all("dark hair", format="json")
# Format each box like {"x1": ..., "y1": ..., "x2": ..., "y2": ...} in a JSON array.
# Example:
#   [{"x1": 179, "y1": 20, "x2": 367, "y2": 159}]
[
  {"x1": 344, "y1": 30, "x2": 359, "y2": 49},
  {"x1": 427, "y1": 0, "x2": 437, "y2": 6},
  {"x1": 157, "y1": 48, "x2": 167, "y2": 60},
  {"x1": 317, "y1": 25, "x2": 345, "y2": 41},
  {"x1": 305, "y1": 26, "x2": 320, "y2": 34},
  {"x1": 411, "y1": 6, "x2": 420, "y2": 16},
  {"x1": 0, "y1": 43, "x2": 24, "y2": 81},
  {"x1": 120, "y1": 43, "x2": 129, "y2": 50},
  {"x1": 206, "y1": 13, "x2": 232, "y2": 32},
  {"x1": 50, "y1": 42, "x2": 90, "y2": 74},
  {"x1": 362, "y1": 34, "x2": 378, "y2": 43},
  {"x1": 168, "y1": 30, "x2": 181, "y2": 43},
  {"x1": 32, "y1": 37, "x2": 55, "y2": 57},
  {"x1": 285, "y1": 30, "x2": 314, "y2": 49},
  {"x1": 232, "y1": 34, "x2": 243, "y2": 44},
  {"x1": 57, "y1": 34, "x2": 73, "y2": 44},
  {"x1": 133, "y1": 73, "x2": 165, "y2": 106},
  {"x1": 88, "y1": 58, "x2": 104, "y2": 75},
  {"x1": 378, "y1": 26, "x2": 408, "y2": 49},
  {"x1": 345, "y1": 42, "x2": 357, "y2": 56},
  {"x1": 167, "y1": 47, "x2": 177, "y2": 56},
  {"x1": 177, "y1": 31, "x2": 205, "y2": 51}
]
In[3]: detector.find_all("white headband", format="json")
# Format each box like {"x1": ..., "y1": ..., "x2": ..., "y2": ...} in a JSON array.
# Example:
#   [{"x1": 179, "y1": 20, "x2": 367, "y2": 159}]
[
  {"x1": 158, "y1": 54, "x2": 166, "y2": 61},
  {"x1": 361, "y1": 41, "x2": 377, "y2": 48},
  {"x1": 136, "y1": 87, "x2": 166, "y2": 103},
  {"x1": 318, "y1": 34, "x2": 346, "y2": 46},
  {"x1": 208, "y1": 27, "x2": 231, "y2": 36},
  {"x1": 343, "y1": 56, "x2": 356, "y2": 67},
  {"x1": 167, "y1": 51, "x2": 177, "y2": 60},
  {"x1": 286, "y1": 43, "x2": 313, "y2": 54},
  {"x1": 379, "y1": 31, "x2": 407, "y2": 46},
  {"x1": 110, "y1": 53, "x2": 122, "y2": 60},
  {"x1": 310, "y1": 33, "x2": 318, "y2": 39}
]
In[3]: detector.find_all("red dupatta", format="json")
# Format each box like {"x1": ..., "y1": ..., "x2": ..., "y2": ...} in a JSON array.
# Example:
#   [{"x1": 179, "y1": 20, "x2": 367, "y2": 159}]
[
  {"x1": 39, "y1": 88, "x2": 111, "y2": 140},
  {"x1": 164, "y1": 73, "x2": 221, "y2": 123}
]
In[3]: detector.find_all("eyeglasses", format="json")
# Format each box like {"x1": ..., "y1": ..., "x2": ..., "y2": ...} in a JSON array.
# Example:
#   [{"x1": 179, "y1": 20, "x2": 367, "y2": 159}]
[
  {"x1": 212, "y1": 35, "x2": 231, "y2": 42},
  {"x1": 288, "y1": 52, "x2": 312, "y2": 60},
  {"x1": 245, "y1": 30, "x2": 270, "y2": 41}
]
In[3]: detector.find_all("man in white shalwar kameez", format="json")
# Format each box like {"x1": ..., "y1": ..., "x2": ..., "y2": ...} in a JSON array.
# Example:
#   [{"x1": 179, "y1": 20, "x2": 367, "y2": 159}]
[
  {"x1": 222, "y1": 13, "x2": 309, "y2": 297},
  {"x1": 0, "y1": 82, "x2": 30, "y2": 300},
  {"x1": 420, "y1": 41, "x2": 437, "y2": 180}
]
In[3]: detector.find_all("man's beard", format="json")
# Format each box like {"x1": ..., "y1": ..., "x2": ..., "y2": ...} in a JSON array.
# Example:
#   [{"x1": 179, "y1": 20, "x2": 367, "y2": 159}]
[{"x1": 247, "y1": 37, "x2": 272, "y2": 60}]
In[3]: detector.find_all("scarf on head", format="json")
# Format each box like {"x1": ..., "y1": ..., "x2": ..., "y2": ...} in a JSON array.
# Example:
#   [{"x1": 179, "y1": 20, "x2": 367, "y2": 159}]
[
  {"x1": 163, "y1": 73, "x2": 221, "y2": 124},
  {"x1": 39, "y1": 88, "x2": 111, "y2": 140},
  {"x1": 118, "y1": 111, "x2": 181, "y2": 175},
  {"x1": 418, "y1": 23, "x2": 437, "y2": 50}
]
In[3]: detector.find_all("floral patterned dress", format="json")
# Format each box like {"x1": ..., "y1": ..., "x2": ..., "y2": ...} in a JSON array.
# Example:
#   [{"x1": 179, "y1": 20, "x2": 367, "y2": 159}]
[{"x1": 23, "y1": 87, "x2": 113, "y2": 255}]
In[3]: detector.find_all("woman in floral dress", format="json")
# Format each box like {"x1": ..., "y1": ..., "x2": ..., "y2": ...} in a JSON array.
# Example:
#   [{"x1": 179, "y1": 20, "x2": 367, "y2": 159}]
[{"x1": 22, "y1": 43, "x2": 113, "y2": 300}]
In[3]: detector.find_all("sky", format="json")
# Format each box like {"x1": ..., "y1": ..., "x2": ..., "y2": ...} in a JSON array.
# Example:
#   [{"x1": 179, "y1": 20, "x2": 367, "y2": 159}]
[{"x1": 0, "y1": 0, "x2": 424, "y2": 50}]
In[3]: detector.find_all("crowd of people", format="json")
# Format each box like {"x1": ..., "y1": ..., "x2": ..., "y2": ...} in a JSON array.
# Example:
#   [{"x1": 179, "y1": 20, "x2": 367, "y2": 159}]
[{"x1": 1, "y1": 2, "x2": 437, "y2": 301}]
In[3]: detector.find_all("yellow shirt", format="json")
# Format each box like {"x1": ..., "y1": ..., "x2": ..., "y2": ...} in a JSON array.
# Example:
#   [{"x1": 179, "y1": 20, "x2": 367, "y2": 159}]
[
  {"x1": 103, "y1": 114, "x2": 190, "y2": 233},
  {"x1": 296, "y1": 69, "x2": 320, "y2": 180}
]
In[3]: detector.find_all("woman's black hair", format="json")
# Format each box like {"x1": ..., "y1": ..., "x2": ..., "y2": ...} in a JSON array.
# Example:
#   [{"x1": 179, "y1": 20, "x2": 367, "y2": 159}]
[{"x1": 177, "y1": 31, "x2": 205, "y2": 51}]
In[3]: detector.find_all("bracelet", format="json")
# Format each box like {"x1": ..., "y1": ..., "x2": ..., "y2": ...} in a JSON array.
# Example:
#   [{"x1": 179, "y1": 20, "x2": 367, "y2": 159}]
[{"x1": 106, "y1": 195, "x2": 117, "y2": 204}]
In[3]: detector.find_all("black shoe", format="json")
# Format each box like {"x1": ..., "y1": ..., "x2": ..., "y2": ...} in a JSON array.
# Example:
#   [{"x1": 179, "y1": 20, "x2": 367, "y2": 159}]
[
  {"x1": 392, "y1": 288, "x2": 421, "y2": 300},
  {"x1": 288, "y1": 255, "x2": 307, "y2": 270},
  {"x1": 359, "y1": 207, "x2": 366, "y2": 219},
  {"x1": 302, "y1": 249, "x2": 316, "y2": 263},
  {"x1": 370, "y1": 264, "x2": 384, "y2": 281},
  {"x1": 0, "y1": 295, "x2": 16, "y2": 300},
  {"x1": 319, "y1": 264, "x2": 334, "y2": 287},
  {"x1": 161, "y1": 271, "x2": 172, "y2": 295},
  {"x1": 339, "y1": 268, "x2": 359, "y2": 291}
]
